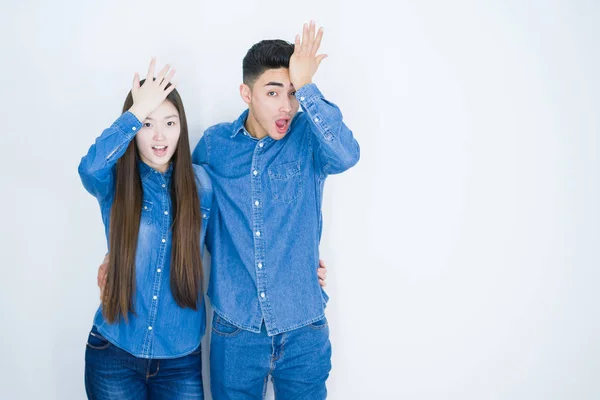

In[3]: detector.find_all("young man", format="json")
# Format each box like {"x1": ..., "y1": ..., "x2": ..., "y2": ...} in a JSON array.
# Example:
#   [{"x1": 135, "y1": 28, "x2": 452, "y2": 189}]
[{"x1": 193, "y1": 21, "x2": 360, "y2": 399}]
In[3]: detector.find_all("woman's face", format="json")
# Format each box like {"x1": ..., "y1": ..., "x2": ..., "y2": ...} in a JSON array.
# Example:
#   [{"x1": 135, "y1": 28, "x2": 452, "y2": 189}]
[{"x1": 135, "y1": 100, "x2": 181, "y2": 173}]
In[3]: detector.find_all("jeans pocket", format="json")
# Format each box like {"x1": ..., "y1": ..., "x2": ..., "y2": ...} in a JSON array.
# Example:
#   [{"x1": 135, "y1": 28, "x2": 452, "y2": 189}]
[
  {"x1": 86, "y1": 327, "x2": 111, "y2": 350},
  {"x1": 212, "y1": 315, "x2": 242, "y2": 337},
  {"x1": 268, "y1": 161, "x2": 302, "y2": 204},
  {"x1": 309, "y1": 317, "x2": 328, "y2": 330}
]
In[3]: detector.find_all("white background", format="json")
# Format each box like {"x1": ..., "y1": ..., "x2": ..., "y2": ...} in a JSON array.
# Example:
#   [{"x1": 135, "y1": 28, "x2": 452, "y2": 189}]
[{"x1": 1, "y1": 1, "x2": 599, "y2": 399}]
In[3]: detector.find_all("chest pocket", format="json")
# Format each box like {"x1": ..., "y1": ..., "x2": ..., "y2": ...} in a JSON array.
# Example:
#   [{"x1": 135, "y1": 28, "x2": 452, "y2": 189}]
[
  {"x1": 141, "y1": 200, "x2": 154, "y2": 225},
  {"x1": 268, "y1": 161, "x2": 302, "y2": 204}
]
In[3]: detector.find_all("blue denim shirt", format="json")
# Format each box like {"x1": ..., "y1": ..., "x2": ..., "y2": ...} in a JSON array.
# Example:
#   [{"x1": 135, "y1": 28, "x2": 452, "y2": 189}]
[
  {"x1": 78, "y1": 111, "x2": 213, "y2": 359},
  {"x1": 192, "y1": 83, "x2": 359, "y2": 335}
]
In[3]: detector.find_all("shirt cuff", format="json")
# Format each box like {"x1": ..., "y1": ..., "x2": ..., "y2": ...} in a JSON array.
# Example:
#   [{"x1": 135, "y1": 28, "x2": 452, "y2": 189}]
[
  {"x1": 114, "y1": 111, "x2": 143, "y2": 137},
  {"x1": 295, "y1": 83, "x2": 323, "y2": 103}
]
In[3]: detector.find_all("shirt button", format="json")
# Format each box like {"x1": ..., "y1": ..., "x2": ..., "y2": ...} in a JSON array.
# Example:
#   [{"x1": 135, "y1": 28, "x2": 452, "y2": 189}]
[
  {"x1": 164, "y1": 211, "x2": 168, "y2": 215},
  {"x1": 255, "y1": 231, "x2": 261, "y2": 237},
  {"x1": 203, "y1": 213, "x2": 207, "y2": 218},
  {"x1": 258, "y1": 263, "x2": 263, "y2": 269},
  {"x1": 253, "y1": 170, "x2": 258, "y2": 176},
  {"x1": 314, "y1": 117, "x2": 320, "y2": 123},
  {"x1": 153, "y1": 296, "x2": 157, "y2": 300},
  {"x1": 157, "y1": 269, "x2": 162, "y2": 273},
  {"x1": 132, "y1": 127, "x2": 137, "y2": 131},
  {"x1": 144, "y1": 206, "x2": 148, "y2": 210},
  {"x1": 260, "y1": 292, "x2": 265, "y2": 299},
  {"x1": 259, "y1": 142, "x2": 264, "y2": 148},
  {"x1": 162, "y1": 184, "x2": 166, "y2": 188},
  {"x1": 300, "y1": 96, "x2": 305, "y2": 101},
  {"x1": 162, "y1": 239, "x2": 166, "y2": 243},
  {"x1": 148, "y1": 326, "x2": 152, "y2": 330},
  {"x1": 254, "y1": 201, "x2": 259, "y2": 207}
]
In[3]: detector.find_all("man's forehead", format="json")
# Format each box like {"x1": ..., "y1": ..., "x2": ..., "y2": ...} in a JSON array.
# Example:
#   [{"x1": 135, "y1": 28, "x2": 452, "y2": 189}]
[{"x1": 258, "y1": 68, "x2": 293, "y2": 86}]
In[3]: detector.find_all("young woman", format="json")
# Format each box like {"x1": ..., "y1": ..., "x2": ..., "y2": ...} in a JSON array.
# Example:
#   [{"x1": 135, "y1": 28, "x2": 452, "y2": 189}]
[{"x1": 79, "y1": 59, "x2": 210, "y2": 399}]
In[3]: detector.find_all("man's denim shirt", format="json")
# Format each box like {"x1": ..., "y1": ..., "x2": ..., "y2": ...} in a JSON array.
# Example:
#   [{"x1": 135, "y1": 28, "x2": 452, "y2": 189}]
[{"x1": 192, "y1": 83, "x2": 359, "y2": 336}]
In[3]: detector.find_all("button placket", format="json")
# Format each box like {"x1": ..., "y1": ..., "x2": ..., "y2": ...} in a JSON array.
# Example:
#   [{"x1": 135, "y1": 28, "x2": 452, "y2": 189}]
[{"x1": 250, "y1": 137, "x2": 276, "y2": 331}]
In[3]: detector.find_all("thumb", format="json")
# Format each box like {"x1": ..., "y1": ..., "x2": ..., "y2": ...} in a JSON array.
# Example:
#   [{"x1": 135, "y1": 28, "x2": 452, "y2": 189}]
[
  {"x1": 316, "y1": 54, "x2": 328, "y2": 66},
  {"x1": 132, "y1": 73, "x2": 140, "y2": 93}
]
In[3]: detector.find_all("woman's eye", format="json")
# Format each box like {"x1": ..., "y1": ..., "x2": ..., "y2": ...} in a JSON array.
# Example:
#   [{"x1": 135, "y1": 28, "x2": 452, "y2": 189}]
[
  {"x1": 144, "y1": 122, "x2": 152, "y2": 128},
  {"x1": 167, "y1": 121, "x2": 176, "y2": 126}
]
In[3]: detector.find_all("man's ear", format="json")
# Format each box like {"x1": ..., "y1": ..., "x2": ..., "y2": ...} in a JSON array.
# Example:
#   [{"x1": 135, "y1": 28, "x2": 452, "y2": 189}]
[{"x1": 240, "y1": 83, "x2": 252, "y2": 105}]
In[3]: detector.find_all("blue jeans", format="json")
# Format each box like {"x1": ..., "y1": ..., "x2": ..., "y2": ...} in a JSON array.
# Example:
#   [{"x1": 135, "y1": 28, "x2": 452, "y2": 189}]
[
  {"x1": 210, "y1": 313, "x2": 332, "y2": 399},
  {"x1": 85, "y1": 325, "x2": 204, "y2": 399}
]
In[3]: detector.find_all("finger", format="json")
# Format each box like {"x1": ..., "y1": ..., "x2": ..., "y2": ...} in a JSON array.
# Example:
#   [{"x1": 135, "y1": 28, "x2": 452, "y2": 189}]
[
  {"x1": 319, "y1": 279, "x2": 327, "y2": 287},
  {"x1": 146, "y1": 57, "x2": 156, "y2": 83},
  {"x1": 160, "y1": 68, "x2": 176, "y2": 89},
  {"x1": 316, "y1": 54, "x2": 328, "y2": 67},
  {"x1": 156, "y1": 64, "x2": 170, "y2": 85},
  {"x1": 319, "y1": 259, "x2": 326, "y2": 268},
  {"x1": 294, "y1": 34, "x2": 301, "y2": 53},
  {"x1": 302, "y1": 23, "x2": 309, "y2": 53},
  {"x1": 164, "y1": 83, "x2": 177, "y2": 96},
  {"x1": 307, "y1": 20, "x2": 316, "y2": 54},
  {"x1": 312, "y1": 27, "x2": 324, "y2": 56}
]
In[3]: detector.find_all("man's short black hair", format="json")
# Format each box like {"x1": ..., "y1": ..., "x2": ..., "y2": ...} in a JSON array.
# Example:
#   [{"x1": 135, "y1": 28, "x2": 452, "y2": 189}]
[{"x1": 243, "y1": 39, "x2": 295, "y2": 86}]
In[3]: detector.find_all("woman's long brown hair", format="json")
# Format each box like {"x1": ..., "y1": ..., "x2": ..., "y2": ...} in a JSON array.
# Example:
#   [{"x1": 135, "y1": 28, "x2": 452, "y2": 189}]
[{"x1": 102, "y1": 82, "x2": 202, "y2": 323}]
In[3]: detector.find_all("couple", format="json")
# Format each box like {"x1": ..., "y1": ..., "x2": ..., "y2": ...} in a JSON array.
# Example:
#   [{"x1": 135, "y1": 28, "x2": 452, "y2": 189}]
[{"x1": 79, "y1": 21, "x2": 360, "y2": 399}]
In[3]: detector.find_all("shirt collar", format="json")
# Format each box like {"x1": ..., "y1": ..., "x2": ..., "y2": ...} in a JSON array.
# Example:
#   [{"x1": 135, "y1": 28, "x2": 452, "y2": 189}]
[
  {"x1": 138, "y1": 159, "x2": 174, "y2": 182},
  {"x1": 231, "y1": 109, "x2": 250, "y2": 138}
]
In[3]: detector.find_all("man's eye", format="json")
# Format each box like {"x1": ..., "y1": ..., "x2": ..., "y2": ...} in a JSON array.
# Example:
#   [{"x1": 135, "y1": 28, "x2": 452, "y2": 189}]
[
  {"x1": 268, "y1": 91, "x2": 277, "y2": 96},
  {"x1": 290, "y1": 91, "x2": 296, "y2": 96}
]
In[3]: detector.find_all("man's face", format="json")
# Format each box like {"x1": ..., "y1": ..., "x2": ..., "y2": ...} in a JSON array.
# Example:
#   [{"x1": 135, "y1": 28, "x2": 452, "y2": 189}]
[{"x1": 242, "y1": 68, "x2": 300, "y2": 140}]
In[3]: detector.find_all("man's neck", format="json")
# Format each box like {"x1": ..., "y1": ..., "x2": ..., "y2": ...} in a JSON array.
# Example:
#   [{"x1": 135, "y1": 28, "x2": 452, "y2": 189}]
[{"x1": 244, "y1": 111, "x2": 268, "y2": 139}]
